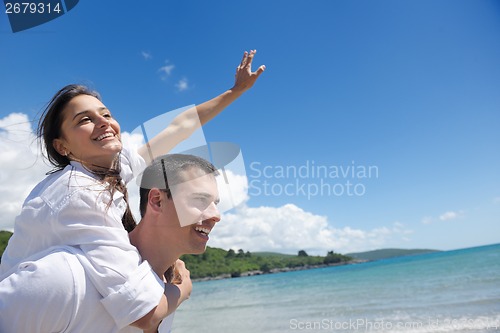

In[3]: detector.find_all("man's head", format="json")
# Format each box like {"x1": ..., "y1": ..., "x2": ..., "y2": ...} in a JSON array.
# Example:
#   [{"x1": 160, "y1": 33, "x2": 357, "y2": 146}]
[{"x1": 139, "y1": 154, "x2": 221, "y2": 254}]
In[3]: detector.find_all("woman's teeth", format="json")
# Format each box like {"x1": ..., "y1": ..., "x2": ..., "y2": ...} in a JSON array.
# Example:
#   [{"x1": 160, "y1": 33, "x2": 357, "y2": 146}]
[{"x1": 96, "y1": 133, "x2": 114, "y2": 141}]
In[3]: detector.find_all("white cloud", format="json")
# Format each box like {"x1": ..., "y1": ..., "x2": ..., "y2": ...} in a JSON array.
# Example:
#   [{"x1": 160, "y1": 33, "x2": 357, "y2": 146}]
[
  {"x1": 421, "y1": 216, "x2": 434, "y2": 225},
  {"x1": 175, "y1": 78, "x2": 189, "y2": 92},
  {"x1": 141, "y1": 51, "x2": 152, "y2": 60},
  {"x1": 128, "y1": 180, "x2": 142, "y2": 222},
  {"x1": 439, "y1": 211, "x2": 459, "y2": 221},
  {"x1": 0, "y1": 113, "x2": 51, "y2": 231},
  {"x1": 209, "y1": 204, "x2": 413, "y2": 255},
  {"x1": 421, "y1": 210, "x2": 464, "y2": 224},
  {"x1": 158, "y1": 61, "x2": 175, "y2": 79},
  {"x1": 120, "y1": 131, "x2": 146, "y2": 152},
  {"x1": 216, "y1": 170, "x2": 248, "y2": 214}
]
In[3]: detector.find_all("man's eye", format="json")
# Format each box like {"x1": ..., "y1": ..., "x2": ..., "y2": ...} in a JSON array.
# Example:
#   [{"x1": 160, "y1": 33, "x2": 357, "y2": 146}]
[
  {"x1": 197, "y1": 197, "x2": 209, "y2": 204},
  {"x1": 192, "y1": 197, "x2": 210, "y2": 208},
  {"x1": 103, "y1": 113, "x2": 112, "y2": 118}
]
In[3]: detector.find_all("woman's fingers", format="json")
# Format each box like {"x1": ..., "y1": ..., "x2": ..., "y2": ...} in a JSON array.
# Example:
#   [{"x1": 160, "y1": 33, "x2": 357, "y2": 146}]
[
  {"x1": 245, "y1": 49, "x2": 256, "y2": 68},
  {"x1": 256, "y1": 64, "x2": 266, "y2": 76},
  {"x1": 239, "y1": 51, "x2": 249, "y2": 69}
]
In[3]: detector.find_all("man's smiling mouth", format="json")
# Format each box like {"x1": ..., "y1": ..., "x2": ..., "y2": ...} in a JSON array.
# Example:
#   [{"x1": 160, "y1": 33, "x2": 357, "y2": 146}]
[{"x1": 194, "y1": 226, "x2": 211, "y2": 236}]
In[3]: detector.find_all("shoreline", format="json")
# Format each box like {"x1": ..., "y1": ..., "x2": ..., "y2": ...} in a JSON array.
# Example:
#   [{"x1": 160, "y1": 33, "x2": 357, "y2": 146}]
[{"x1": 192, "y1": 259, "x2": 367, "y2": 282}]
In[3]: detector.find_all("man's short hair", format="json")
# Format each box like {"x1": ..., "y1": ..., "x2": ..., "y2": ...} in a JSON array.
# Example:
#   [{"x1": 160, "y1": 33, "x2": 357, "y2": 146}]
[{"x1": 139, "y1": 154, "x2": 219, "y2": 217}]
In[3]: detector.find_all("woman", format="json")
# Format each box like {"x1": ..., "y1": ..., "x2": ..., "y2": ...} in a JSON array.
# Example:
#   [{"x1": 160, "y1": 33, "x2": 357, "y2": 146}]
[{"x1": 0, "y1": 50, "x2": 265, "y2": 331}]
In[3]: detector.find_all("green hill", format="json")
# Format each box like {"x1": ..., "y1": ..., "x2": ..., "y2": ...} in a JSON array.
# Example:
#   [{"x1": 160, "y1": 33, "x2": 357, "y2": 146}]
[
  {"x1": 346, "y1": 248, "x2": 440, "y2": 261},
  {"x1": 251, "y1": 251, "x2": 295, "y2": 258},
  {"x1": 181, "y1": 248, "x2": 353, "y2": 279},
  {"x1": 0, "y1": 231, "x2": 14, "y2": 262}
]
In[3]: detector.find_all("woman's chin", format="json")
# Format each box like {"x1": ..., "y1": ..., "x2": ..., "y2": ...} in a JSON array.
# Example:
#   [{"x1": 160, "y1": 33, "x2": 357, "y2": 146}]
[{"x1": 105, "y1": 142, "x2": 123, "y2": 153}]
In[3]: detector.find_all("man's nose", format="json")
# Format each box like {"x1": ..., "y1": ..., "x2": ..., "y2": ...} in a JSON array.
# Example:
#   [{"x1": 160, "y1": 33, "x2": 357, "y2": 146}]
[{"x1": 203, "y1": 202, "x2": 221, "y2": 223}]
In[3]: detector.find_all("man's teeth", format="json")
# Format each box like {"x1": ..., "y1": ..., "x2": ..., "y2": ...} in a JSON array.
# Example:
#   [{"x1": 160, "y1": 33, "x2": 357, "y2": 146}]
[
  {"x1": 195, "y1": 226, "x2": 210, "y2": 235},
  {"x1": 96, "y1": 133, "x2": 114, "y2": 141}
]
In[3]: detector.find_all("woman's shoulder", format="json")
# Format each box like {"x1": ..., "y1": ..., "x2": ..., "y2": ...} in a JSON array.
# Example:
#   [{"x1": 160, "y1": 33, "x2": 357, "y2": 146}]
[
  {"x1": 52, "y1": 164, "x2": 103, "y2": 188},
  {"x1": 28, "y1": 165, "x2": 106, "y2": 209}
]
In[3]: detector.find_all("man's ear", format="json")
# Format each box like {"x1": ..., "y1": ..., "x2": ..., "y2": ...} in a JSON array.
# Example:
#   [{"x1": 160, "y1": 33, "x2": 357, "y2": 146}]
[
  {"x1": 148, "y1": 188, "x2": 163, "y2": 213},
  {"x1": 53, "y1": 138, "x2": 68, "y2": 156}
]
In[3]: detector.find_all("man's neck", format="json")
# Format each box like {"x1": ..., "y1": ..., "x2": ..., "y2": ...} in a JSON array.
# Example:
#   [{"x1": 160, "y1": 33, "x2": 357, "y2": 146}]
[{"x1": 129, "y1": 221, "x2": 178, "y2": 278}]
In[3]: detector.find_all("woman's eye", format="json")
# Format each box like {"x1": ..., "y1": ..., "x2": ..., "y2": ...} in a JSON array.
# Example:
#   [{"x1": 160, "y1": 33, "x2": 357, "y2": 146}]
[{"x1": 78, "y1": 117, "x2": 91, "y2": 124}]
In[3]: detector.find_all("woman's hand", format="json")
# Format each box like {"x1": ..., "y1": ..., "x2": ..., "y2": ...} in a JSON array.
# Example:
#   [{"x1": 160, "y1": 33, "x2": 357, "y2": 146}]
[
  {"x1": 173, "y1": 259, "x2": 192, "y2": 302},
  {"x1": 232, "y1": 50, "x2": 266, "y2": 92}
]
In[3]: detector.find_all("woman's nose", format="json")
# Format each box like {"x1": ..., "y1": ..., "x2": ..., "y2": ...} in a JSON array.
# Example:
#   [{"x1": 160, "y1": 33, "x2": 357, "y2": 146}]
[{"x1": 96, "y1": 115, "x2": 110, "y2": 128}]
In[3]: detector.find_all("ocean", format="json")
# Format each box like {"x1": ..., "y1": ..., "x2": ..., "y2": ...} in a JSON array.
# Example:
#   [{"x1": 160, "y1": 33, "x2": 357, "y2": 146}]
[{"x1": 171, "y1": 243, "x2": 500, "y2": 333}]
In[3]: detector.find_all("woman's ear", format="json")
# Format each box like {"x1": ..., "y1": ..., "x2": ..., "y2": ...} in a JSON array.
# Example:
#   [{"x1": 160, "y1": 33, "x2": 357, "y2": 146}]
[
  {"x1": 53, "y1": 138, "x2": 68, "y2": 156},
  {"x1": 148, "y1": 188, "x2": 163, "y2": 213}
]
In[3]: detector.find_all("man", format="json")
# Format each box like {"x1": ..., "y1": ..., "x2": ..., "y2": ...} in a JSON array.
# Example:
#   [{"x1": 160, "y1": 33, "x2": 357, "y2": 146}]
[
  {"x1": 0, "y1": 154, "x2": 222, "y2": 333},
  {"x1": 132, "y1": 153, "x2": 222, "y2": 332}
]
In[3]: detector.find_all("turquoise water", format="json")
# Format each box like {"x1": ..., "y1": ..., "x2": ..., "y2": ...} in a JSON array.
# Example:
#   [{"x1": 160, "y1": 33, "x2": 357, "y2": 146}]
[{"x1": 172, "y1": 244, "x2": 500, "y2": 332}]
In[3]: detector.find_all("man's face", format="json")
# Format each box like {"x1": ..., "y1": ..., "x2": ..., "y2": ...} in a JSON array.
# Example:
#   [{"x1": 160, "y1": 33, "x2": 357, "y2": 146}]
[{"x1": 163, "y1": 167, "x2": 221, "y2": 254}]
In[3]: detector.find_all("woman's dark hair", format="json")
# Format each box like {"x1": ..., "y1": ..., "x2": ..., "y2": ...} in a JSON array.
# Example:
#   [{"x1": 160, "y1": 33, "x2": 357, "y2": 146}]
[
  {"x1": 37, "y1": 84, "x2": 101, "y2": 170},
  {"x1": 37, "y1": 84, "x2": 136, "y2": 232}
]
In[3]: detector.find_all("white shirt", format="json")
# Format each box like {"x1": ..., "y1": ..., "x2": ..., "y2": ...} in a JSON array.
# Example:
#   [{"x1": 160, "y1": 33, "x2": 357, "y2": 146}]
[
  {"x1": 0, "y1": 147, "x2": 164, "y2": 329},
  {"x1": 0, "y1": 247, "x2": 175, "y2": 333},
  {"x1": 0, "y1": 247, "x2": 141, "y2": 332}
]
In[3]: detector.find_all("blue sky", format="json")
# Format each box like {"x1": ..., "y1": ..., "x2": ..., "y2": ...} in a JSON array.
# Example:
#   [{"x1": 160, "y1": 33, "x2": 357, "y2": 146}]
[{"x1": 1, "y1": 0, "x2": 499, "y2": 254}]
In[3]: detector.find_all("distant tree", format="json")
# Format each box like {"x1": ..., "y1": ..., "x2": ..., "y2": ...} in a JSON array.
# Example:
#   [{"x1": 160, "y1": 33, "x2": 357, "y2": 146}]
[
  {"x1": 231, "y1": 269, "x2": 242, "y2": 278},
  {"x1": 298, "y1": 250, "x2": 308, "y2": 257},
  {"x1": 324, "y1": 250, "x2": 350, "y2": 265},
  {"x1": 260, "y1": 263, "x2": 271, "y2": 273},
  {"x1": 226, "y1": 249, "x2": 236, "y2": 258},
  {"x1": 324, "y1": 255, "x2": 341, "y2": 265},
  {"x1": 237, "y1": 249, "x2": 245, "y2": 258}
]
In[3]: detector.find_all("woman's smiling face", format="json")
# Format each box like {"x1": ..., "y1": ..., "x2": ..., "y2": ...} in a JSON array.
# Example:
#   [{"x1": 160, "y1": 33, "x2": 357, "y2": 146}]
[{"x1": 54, "y1": 94, "x2": 122, "y2": 169}]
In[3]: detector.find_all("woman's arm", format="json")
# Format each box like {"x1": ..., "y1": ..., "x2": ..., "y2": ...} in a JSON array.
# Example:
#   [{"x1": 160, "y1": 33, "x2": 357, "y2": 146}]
[
  {"x1": 132, "y1": 260, "x2": 192, "y2": 331},
  {"x1": 137, "y1": 50, "x2": 265, "y2": 164},
  {"x1": 196, "y1": 49, "x2": 266, "y2": 125}
]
